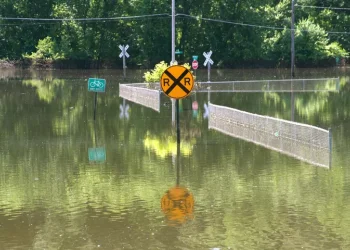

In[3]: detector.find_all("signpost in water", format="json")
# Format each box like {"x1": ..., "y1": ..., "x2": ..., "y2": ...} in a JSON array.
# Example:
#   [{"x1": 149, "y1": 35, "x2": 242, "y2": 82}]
[
  {"x1": 88, "y1": 78, "x2": 106, "y2": 120},
  {"x1": 203, "y1": 51, "x2": 214, "y2": 82},
  {"x1": 119, "y1": 44, "x2": 130, "y2": 78}
]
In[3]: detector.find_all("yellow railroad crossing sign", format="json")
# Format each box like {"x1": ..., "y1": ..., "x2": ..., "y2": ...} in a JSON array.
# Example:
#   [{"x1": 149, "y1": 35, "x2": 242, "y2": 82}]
[{"x1": 160, "y1": 65, "x2": 194, "y2": 99}]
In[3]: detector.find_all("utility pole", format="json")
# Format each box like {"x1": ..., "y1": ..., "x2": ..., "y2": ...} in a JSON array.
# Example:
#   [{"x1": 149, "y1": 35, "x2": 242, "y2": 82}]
[
  {"x1": 291, "y1": 0, "x2": 296, "y2": 78},
  {"x1": 171, "y1": 0, "x2": 175, "y2": 64},
  {"x1": 171, "y1": 0, "x2": 180, "y2": 146},
  {"x1": 171, "y1": 0, "x2": 177, "y2": 132}
]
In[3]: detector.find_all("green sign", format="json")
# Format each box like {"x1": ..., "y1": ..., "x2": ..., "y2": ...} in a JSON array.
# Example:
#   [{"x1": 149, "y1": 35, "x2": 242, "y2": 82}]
[
  {"x1": 88, "y1": 78, "x2": 106, "y2": 92},
  {"x1": 175, "y1": 49, "x2": 183, "y2": 55},
  {"x1": 192, "y1": 55, "x2": 198, "y2": 60},
  {"x1": 88, "y1": 147, "x2": 106, "y2": 163}
]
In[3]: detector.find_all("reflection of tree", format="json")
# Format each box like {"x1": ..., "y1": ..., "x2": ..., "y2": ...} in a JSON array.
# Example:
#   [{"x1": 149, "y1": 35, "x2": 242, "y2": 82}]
[
  {"x1": 22, "y1": 79, "x2": 66, "y2": 103},
  {"x1": 143, "y1": 132, "x2": 193, "y2": 158},
  {"x1": 210, "y1": 76, "x2": 349, "y2": 126}
]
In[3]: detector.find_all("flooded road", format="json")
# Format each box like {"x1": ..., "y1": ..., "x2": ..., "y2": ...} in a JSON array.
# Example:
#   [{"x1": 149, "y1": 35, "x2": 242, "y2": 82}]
[{"x1": 0, "y1": 68, "x2": 350, "y2": 249}]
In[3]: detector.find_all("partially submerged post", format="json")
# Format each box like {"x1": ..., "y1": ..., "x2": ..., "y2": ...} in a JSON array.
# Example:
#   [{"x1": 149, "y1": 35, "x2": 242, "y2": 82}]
[
  {"x1": 87, "y1": 78, "x2": 106, "y2": 120},
  {"x1": 119, "y1": 44, "x2": 130, "y2": 78},
  {"x1": 203, "y1": 51, "x2": 214, "y2": 82}
]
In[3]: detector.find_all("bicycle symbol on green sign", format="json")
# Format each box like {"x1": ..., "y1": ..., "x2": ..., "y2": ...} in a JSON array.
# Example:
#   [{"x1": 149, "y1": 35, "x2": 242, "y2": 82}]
[
  {"x1": 88, "y1": 78, "x2": 106, "y2": 92},
  {"x1": 90, "y1": 80, "x2": 103, "y2": 88}
]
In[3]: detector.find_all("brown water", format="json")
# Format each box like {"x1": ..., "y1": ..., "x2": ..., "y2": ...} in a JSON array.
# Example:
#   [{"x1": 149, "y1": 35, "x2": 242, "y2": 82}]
[{"x1": 0, "y1": 67, "x2": 350, "y2": 250}]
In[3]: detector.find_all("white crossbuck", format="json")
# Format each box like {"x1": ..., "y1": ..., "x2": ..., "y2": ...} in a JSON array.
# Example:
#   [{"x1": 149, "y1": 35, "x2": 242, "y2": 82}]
[
  {"x1": 119, "y1": 45, "x2": 130, "y2": 58},
  {"x1": 203, "y1": 50, "x2": 214, "y2": 66}
]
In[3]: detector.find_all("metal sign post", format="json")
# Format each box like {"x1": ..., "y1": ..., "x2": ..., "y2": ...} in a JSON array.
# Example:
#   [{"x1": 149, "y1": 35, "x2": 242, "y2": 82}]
[
  {"x1": 171, "y1": 0, "x2": 175, "y2": 64},
  {"x1": 192, "y1": 55, "x2": 198, "y2": 79},
  {"x1": 88, "y1": 78, "x2": 106, "y2": 120},
  {"x1": 203, "y1": 51, "x2": 214, "y2": 82},
  {"x1": 160, "y1": 65, "x2": 194, "y2": 145},
  {"x1": 119, "y1": 44, "x2": 130, "y2": 78}
]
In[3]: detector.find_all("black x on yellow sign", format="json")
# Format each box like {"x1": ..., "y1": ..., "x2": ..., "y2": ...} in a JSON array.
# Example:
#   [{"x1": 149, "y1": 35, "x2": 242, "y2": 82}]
[{"x1": 160, "y1": 65, "x2": 194, "y2": 99}]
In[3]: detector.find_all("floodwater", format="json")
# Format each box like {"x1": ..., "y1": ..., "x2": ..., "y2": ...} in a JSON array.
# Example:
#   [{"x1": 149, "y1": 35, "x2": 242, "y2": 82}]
[{"x1": 0, "y1": 67, "x2": 350, "y2": 249}]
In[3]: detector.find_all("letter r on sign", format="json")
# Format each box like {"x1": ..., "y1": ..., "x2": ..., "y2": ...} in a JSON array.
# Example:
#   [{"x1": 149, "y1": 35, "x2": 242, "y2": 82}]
[
  {"x1": 184, "y1": 78, "x2": 191, "y2": 85},
  {"x1": 163, "y1": 78, "x2": 170, "y2": 86}
]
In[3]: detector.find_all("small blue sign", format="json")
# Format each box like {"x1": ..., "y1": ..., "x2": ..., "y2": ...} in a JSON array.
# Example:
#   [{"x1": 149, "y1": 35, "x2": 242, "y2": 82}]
[
  {"x1": 88, "y1": 147, "x2": 106, "y2": 163},
  {"x1": 175, "y1": 49, "x2": 183, "y2": 55},
  {"x1": 88, "y1": 78, "x2": 106, "y2": 92},
  {"x1": 192, "y1": 55, "x2": 198, "y2": 60}
]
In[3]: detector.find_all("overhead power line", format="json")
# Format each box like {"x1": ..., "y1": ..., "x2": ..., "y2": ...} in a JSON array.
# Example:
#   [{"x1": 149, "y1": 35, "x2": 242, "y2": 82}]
[
  {"x1": 295, "y1": 5, "x2": 350, "y2": 11},
  {"x1": 177, "y1": 13, "x2": 285, "y2": 30},
  {"x1": 0, "y1": 13, "x2": 349, "y2": 35},
  {"x1": 0, "y1": 22, "x2": 58, "y2": 26},
  {"x1": 0, "y1": 13, "x2": 169, "y2": 22},
  {"x1": 176, "y1": 13, "x2": 350, "y2": 35}
]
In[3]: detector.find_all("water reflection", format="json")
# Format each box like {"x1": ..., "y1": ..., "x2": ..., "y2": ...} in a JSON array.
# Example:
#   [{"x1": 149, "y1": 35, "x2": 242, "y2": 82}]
[
  {"x1": 143, "y1": 132, "x2": 194, "y2": 158},
  {"x1": 119, "y1": 98, "x2": 130, "y2": 120},
  {"x1": 161, "y1": 186, "x2": 194, "y2": 226},
  {"x1": 0, "y1": 69, "x2": 350, "y2": 249},
  {"x1": 161, "y1": 141, "x2": 194, "y2": 226},
  {"x1": 88, "y1": 122, "x2": 106, "y2": 163}
]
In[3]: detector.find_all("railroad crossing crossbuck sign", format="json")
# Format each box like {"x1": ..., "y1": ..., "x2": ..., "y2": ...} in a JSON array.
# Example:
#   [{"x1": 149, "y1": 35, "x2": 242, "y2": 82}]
[
  {"x1": 160, "y1": 65, "x2": 194, "y2": 99},
  {"x1": 119, "y1": 45, "x2": 129, "y2": 58},
  {"x1": 203, "y1": 50, "x2": 214, "y2": 66}
]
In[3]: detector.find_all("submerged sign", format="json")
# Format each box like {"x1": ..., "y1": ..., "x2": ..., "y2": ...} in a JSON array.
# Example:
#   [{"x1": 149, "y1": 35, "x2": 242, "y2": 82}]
[{"x1": 88, "y1": 78, "x2": 106, "y2": 92}]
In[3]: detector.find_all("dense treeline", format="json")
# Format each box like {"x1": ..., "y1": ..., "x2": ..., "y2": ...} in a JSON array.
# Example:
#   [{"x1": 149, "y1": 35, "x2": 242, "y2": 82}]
[{"x1": 0, "y1": 0, "x2": 349, "y2": 68}]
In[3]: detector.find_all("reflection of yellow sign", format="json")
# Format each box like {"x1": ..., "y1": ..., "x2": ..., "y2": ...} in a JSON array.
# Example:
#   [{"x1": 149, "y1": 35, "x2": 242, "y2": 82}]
[
  {"x1": 161, "y1": 186, "x2": 194, "y2": 225},
  {"x1": 160, "y1": 65, "x2": 194, "y2": 99}
]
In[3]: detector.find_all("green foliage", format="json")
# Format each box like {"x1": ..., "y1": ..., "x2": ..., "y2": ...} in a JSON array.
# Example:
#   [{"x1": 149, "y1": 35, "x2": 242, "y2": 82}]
[
  {"x1": 295, "y1": 19, "x2": 348, "y2": 63},
  {"x1": 295, "y1": 19, "x2": 330, "y2": 62},
  {"x1": 264, "y1": 17, "x2": 348, "y2": 66},
  {"x1": 143, "y1": 61, "x2": 169, "y2": 83},
  {"x1": 326, "y1": 42, "x2": 349, "y2": 58},
  {"x1": 143, "y1": 61, "x2": 191, "y2": 83},
  {"x1": 0, "y1": 0, "x2": 348, "y2": 67},
  {"x1": 23, "y1": 36, "x2": 64, "y2": 60}
]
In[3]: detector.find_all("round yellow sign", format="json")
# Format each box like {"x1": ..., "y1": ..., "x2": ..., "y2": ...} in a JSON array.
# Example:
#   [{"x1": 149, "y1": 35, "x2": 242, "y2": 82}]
[{"x1": 160, "y1": 65, "x2": 194, "y2": 99}]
